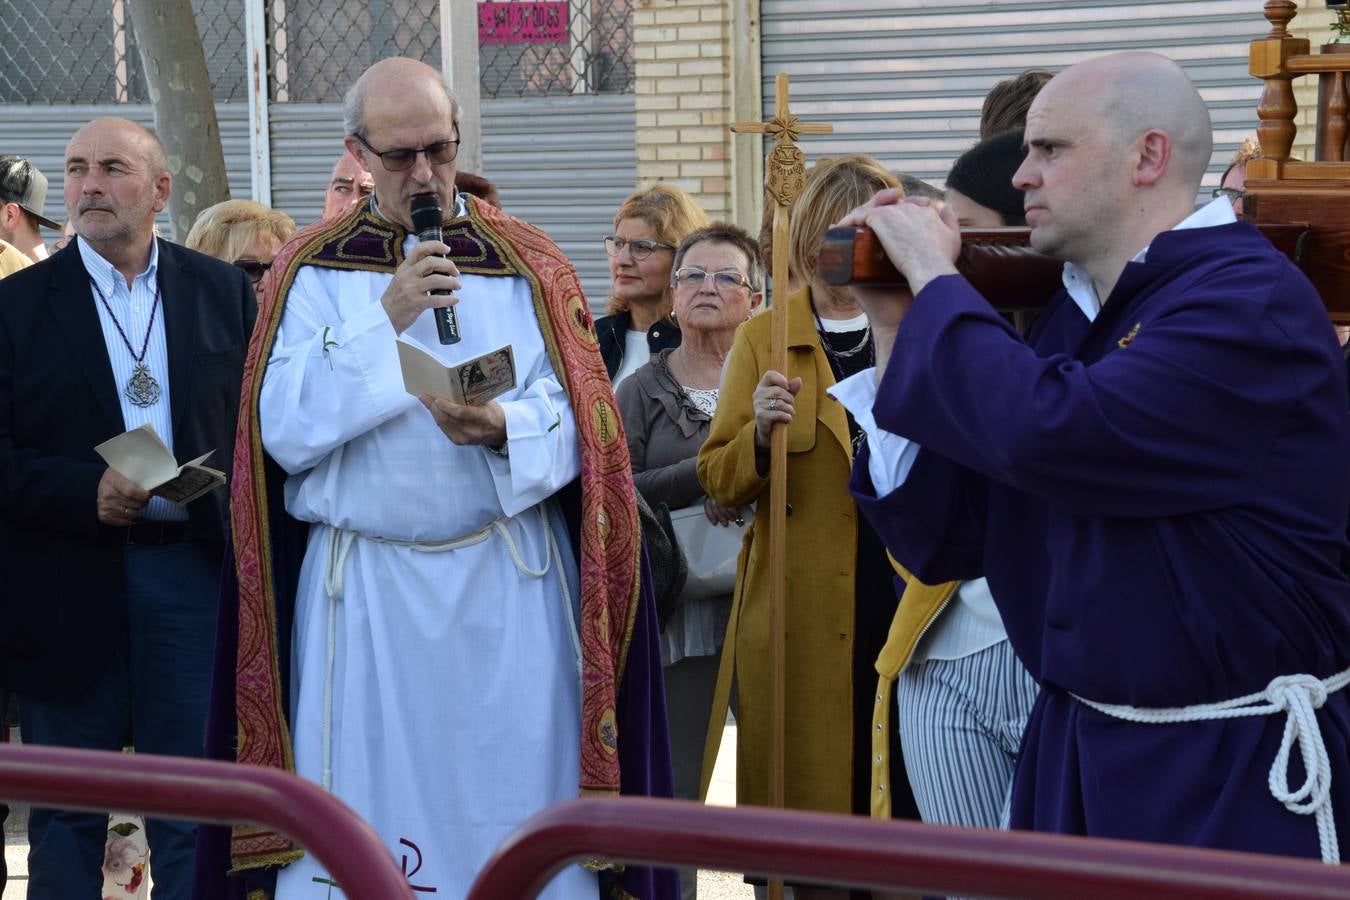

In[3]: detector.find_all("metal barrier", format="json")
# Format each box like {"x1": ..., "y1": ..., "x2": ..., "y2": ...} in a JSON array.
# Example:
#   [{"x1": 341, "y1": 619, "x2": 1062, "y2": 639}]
[
  {"x1": 468, "y1": 797, "x2": 1350, "y2": 899},
  {"x1": 0, "y1": 743, "x2": 413, "y2": 900}
]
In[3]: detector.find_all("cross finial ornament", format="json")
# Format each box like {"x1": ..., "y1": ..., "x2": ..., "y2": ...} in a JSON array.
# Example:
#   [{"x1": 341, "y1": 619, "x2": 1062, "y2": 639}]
[{"x1": 732, "y1": 74, "x2": 833, "y2": 208}]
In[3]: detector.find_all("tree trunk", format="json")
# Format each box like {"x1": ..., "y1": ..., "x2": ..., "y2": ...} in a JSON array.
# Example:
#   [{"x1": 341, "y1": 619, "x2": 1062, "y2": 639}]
[{"x1": 127, "y1": 0, "x2": 230, "y2": 240}]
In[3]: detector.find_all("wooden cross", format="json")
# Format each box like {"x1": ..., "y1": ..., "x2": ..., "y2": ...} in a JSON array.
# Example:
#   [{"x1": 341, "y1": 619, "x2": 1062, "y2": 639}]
[{"x1": 730, "y1": 72, "x2": 832, "y2": 900}]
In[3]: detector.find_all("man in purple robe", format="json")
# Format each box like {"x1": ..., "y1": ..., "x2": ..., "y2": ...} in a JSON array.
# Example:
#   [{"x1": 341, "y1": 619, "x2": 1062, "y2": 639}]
[{"x1": 821, "y1": 52, "x2": 1350, "y2": 861}]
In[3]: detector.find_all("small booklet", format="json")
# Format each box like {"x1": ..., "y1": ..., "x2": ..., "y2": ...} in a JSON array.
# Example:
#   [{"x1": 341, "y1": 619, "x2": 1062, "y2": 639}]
[
  {"x1": 94, "y1": 423, "x2": 226, "y2": 505},
  {"x1": 397, "y1": 341, "x2": 517, "y2": 406}
]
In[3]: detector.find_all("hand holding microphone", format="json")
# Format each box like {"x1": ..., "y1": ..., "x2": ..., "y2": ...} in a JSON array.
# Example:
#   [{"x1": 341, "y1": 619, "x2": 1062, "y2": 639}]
[
  {"x1": 411, "y1": 193, "x2": 461, "y2": 345},
  {"x1": 379, "y1": 196, "x2": 464, "y2": 336}
]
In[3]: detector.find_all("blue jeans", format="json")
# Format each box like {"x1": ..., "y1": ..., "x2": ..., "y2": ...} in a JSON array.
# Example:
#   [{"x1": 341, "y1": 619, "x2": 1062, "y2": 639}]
[{"x1": 19, "y1": 540, "x2": 221, "y2": 900}]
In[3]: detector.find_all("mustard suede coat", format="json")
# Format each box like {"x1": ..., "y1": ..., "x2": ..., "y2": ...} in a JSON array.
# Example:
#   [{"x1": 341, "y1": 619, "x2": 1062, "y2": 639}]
[{"x1": 697, "y1": 285, "x2": 877, "y2": 813}]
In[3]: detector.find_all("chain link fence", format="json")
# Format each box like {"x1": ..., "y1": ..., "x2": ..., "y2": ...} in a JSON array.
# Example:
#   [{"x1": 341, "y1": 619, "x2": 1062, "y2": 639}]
[
  {"x1": 0, "y1": 0, "x2": 246, "y2": 104},
  {"x1": 1, "y1": 0, "x2": 632, "y2": 105}
]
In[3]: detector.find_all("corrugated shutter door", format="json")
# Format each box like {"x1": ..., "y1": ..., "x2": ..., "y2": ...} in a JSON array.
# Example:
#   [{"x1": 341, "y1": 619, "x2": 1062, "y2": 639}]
[
  {"x1": 760, "y1": 1, "x2": 1264, "y2": 188},
  {"x1": 266, "y1": 94, "x2": 634, "y2": 309},
  {"x1": 0, "y1": 102, "x2": 251, "y2": 235},
  {"x1": 481, "y1": 94, "x2": 636, "y2": 310}
]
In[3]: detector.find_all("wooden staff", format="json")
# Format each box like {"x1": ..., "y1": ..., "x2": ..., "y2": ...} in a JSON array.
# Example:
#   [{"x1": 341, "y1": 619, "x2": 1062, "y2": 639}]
[{"x1": 731, "y1": 73, "x2": 831, "y2": 900}]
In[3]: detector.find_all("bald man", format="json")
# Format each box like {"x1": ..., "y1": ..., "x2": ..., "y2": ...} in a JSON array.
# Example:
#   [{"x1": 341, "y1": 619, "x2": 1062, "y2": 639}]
[
  {"x1": 0, "y1": 117, "x2": 254, "y2": 898},
  {"x1": 320, "y1": 150, "x2": 374, "y2": 220},
  {"x1": 206, "y1": 57, "x2": 675, "y2": 900},
  {"x1": 829, "y1": 52, "x2": 1350, "y2": 860}
]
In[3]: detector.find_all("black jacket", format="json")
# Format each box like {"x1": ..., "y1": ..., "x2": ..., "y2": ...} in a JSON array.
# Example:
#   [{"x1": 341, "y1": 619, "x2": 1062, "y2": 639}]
[
  {"x1": 0, "y1": 238, "x2": 256, "y2": 699},
  {"x1": 595, "y1": 309, "x2": 681, "y2": 379}
]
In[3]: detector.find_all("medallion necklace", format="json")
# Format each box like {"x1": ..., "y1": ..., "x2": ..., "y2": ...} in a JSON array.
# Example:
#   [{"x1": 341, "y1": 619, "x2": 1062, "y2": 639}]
[{"x1": 90, "y1": 277, "x2": 162, "y2": 408}]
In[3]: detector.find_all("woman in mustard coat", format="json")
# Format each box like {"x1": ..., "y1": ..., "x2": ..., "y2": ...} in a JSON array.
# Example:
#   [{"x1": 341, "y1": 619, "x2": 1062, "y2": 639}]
[{"x1": 697, "y1": 157, "x2": 921, "y2": 887}]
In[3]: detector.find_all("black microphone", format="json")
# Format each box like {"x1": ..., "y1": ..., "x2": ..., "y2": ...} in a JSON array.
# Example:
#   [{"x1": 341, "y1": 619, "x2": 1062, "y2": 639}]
[{"x1": 409, "y1": 194, "x2": 460, "y2": 345}]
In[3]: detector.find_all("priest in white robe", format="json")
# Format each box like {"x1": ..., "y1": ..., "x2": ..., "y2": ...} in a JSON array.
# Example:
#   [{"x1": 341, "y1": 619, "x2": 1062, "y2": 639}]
[{"x1": 193, "y1": 57, "x2": 676, "y2": 900}]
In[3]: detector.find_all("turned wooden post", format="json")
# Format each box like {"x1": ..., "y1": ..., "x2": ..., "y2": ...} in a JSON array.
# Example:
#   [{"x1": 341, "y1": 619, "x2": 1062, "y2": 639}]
[{"x1": 1249, "y1": 0, "x2": 1307, "y2": 180}]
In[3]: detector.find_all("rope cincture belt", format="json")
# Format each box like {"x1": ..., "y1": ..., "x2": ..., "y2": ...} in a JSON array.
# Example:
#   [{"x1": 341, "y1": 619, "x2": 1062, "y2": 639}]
[
  {"x1": 1075, "y1": 667, "x2": 1350, "y2": 864},
  {"x1": 318, "y1": 505, "x2": 578, "y2": 792}
]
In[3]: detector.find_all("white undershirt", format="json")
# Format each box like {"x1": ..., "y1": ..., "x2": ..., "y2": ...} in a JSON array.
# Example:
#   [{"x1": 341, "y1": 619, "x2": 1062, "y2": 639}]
[{"x1": 612, "y1": 329, "x2": 649, "y2": 385}]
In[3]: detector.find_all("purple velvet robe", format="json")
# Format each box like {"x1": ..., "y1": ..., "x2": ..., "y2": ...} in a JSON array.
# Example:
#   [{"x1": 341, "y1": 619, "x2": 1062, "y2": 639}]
[{"x1": 851, "y1": 221, "x2": 1350, "y2": 859}]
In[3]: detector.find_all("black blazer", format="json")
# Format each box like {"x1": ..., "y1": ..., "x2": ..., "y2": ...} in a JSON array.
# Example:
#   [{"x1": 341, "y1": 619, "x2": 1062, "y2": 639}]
[{"x1": 0, "y1": 237, "x2": 256, "y2": 700}]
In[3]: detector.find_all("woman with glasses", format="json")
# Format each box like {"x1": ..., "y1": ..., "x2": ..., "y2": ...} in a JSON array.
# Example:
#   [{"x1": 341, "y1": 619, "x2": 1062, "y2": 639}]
[
  {"x1": 185, "y1": 199, "x2": 295, "y2": 299},
  {"x1": 697, "y1": 156, "x2": 921, "y2": 898},
  {"x1": 614, "y1": 222, "x2": 761, "y2": 899},
  {"x1": 597, "y1": 184, "x2": 709, "y2": 383}
]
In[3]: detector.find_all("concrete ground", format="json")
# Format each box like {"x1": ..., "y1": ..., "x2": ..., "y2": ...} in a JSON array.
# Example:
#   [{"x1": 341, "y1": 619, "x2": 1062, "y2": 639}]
[{"x1": 2, "y1": 722, "x2": 754, "y2": 899}]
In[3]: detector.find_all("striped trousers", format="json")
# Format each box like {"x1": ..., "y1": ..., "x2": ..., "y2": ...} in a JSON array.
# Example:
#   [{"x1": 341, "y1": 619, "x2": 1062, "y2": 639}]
[{"x1": 897, "y1": 639, "x2": 1039, "y2": 829}]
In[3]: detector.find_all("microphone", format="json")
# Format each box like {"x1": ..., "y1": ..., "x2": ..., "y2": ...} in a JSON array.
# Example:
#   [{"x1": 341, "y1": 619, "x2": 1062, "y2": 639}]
[{"x1": 409, "y1": 193, "x2": 460, "y2": 345}]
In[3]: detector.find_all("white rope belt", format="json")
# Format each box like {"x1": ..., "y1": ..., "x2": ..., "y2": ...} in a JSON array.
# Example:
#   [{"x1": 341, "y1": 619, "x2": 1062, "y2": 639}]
[
  {"x1": 1074, "y1": 666, "x2": 1350, "y2": 864},
  {"x1": 317, "y1": 505, "x2": 577, "y2": 791}
]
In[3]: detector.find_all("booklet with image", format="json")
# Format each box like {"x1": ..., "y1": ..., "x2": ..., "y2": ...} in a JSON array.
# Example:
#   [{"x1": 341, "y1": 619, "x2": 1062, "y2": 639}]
[
  {"x1": 94, "y1": 423, "x2": 226, "y2": 505},
  {"x1": 397, "y1": 340, "x2": 517, "y2": 406}
]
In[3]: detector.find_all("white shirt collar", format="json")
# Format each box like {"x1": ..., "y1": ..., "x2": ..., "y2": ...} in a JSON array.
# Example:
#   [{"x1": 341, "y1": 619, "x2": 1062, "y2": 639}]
[
  {"x1": 1061, "y1": 197, "x2": 1238, "y2": 322},
  {"x1": 373, "y1": 190, "x2": 467, "y2": 231},
  {"x1": 76, "y1": 234, "x2": 160, "y2": 297}
]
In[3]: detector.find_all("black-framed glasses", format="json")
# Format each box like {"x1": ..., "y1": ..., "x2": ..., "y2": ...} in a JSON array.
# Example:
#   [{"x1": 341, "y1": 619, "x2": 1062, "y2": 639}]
[
  {"x1": 354, "y1": 130, "x2": 460, "y2": 172},
  {"x1": 603, "y1": 235, "x2": 675, "y2": 261},
  {"x1": 1212, "y1": 186, "x2": 1245, "y2": 202},
  {"x1": 672, "y1": 266, "x2": 753, "y2": 293},
  {"x1": 234, "y1": 258, "x2": 272, "y2": 285}
]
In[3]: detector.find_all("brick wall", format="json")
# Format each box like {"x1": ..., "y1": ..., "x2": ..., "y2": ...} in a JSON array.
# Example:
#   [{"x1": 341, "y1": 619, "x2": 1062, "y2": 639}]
[{"x1": 632, "y1": 0, "x2": 732, "y2": 218}]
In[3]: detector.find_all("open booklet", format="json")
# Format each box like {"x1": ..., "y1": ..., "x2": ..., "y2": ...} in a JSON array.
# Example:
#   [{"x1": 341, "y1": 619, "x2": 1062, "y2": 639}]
[
  {"x1": 94, "y1": 423, "x2": 226, "y2": 506},
  {"x1": 396, "y1": 340, "x2": 517, "y2": 406}
]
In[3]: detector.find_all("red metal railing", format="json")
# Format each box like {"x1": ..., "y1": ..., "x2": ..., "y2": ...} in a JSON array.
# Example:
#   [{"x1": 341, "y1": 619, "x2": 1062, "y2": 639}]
[
  {"x1": 469, "y1": 797, "x2": 1350, "y2": 899},
  {"x1": 0, "y1": 743, "x2": 414, "y2": 900}
]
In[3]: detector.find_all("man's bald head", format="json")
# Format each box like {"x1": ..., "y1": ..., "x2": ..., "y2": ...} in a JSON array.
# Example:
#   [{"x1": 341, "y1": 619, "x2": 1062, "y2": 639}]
[
  {"x1": 1040, "y1": 52, "x2": 1212, "y2": 193},
  {"x1": 341, "y1": 57, "x2": 460, "y2": 139},
  {"x1": 70, "y1": 117, "x2": 169, "y2": 177}
]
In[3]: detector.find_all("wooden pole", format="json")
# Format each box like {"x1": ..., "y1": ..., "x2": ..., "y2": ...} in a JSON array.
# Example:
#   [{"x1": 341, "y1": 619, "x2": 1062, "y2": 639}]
[{"x1": 731, "y1": 72, "x2": 831, "y2": 900}]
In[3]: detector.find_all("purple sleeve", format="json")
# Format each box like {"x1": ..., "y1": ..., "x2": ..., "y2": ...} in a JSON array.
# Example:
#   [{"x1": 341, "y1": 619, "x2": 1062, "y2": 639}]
[{"x1": 875, "y1": 269, "x2": 1324, "y2": 518}]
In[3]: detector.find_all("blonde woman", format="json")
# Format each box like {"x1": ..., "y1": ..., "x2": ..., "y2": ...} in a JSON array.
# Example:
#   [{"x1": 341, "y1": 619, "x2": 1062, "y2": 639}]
[
  {"x1": 185, "y1": 199, "x2": 295, "y2": 298},
  {"x1": 698, "y1": 155, "x2": 921, "y2": 899},
  {"x1": 597, "y1": 184, "x2": 709, "y2": 383}
]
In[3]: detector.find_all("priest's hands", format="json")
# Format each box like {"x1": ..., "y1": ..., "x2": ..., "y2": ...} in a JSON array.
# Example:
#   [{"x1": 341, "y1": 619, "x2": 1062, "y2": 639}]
[
  {"x1": 837, "y1": 189, "x2": 961, "y2": 301},
  {"x1": 97, "y1": 467, "x2": 150, "y2": 527},
  {"x1": 420, "y1": 394, "x2": 508, "y2": 449},
  {"x1": 382, "y1": 242, "x2": 463, "y2": 334}
]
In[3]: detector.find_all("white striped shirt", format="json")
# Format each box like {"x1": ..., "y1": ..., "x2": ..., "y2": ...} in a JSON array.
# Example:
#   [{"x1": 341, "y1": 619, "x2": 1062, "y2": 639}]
[{"x1": 78, "y1": 237, "x2": 184, "y2": 522}]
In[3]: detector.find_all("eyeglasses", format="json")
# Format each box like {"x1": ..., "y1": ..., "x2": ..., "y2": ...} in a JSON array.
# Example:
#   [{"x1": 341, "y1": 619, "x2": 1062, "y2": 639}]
[
  {"x1": 672, "y1": 266, "x2": 754, "y2": 293},
  {"x1": 603, "y1": 235, "x2": 676, "y2": 261},
  {"x1": 233, "y1": 258, "x2": 272, "y2": 285},
  {"x1": 1212, "y1": 186, "x2": 1245, "y2": 202},
  {"x1": 354, "y1": 130, "x2": 460, "y2": 172}
]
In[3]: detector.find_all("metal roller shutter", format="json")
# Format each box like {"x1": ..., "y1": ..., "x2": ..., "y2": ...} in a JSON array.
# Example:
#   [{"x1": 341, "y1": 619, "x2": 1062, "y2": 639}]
[
  {"x1": 0, "y1": 102, "x2": 252, "y2": 235},
  {"x1": 759, "y1": 0, "x2": 1264, "y2": 190}
]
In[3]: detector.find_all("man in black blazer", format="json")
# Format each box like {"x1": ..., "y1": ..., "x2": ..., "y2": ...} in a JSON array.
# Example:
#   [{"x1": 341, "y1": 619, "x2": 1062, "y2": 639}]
[{"x1": 0, "y1": 117, "x2": 255, "y2": 900}]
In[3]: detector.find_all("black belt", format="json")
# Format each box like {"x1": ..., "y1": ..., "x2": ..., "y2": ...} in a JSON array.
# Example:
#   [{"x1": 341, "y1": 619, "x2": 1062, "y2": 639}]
[{"x1": 126, "y1": 521, "x2": 191, "y2": 545}]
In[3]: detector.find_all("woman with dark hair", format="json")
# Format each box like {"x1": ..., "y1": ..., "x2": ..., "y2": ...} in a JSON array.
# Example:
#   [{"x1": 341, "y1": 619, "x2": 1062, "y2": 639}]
[{"x1": 861, "y1": 132, "x2": 1039, "y2": 837}]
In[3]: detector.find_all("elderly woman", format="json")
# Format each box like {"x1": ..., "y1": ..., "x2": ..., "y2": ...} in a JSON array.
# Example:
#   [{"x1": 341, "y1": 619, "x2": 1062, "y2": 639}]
[
  {"x1": 697, "y1": 156, "x2": 920, "y2": 898},
  {"x1": 615, "y1": 222, "x2": 762, "y2": 900},
  {"x1": 596, "y1": 184, "x2": 709, "y2": 383},
  {"x1": 185, "y1": 199, "x2": 295, "y2": 298}
]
